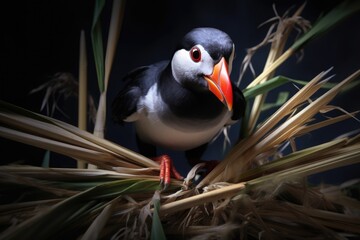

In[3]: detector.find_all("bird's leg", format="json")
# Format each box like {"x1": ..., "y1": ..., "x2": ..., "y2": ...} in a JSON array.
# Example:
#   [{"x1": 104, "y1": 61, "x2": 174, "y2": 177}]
[
  {"x1": 152, "y1": 155, "x2": 184, "y2": 188},
  {"x1": 137, "y1": 135, "x2": 184, "y2": 188}
]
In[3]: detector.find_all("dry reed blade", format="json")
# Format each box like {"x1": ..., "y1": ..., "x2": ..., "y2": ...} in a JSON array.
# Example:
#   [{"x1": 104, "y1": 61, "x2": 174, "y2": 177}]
[
  {"x1": 92, "y1": 0, "x2": 126, "y2": 140},
  {"x1": 286, "y1": 203, "x2": 360, "y2": 234},
  {"x1": 78, "y1": 30, "x2": 88, "y2": 169},
  {"x1": 160, "y1": 182, "x2": 246, "y2": 216},
  {"x1": 81, "y1": 198, "x2": 119, "y2": 240},
  {"x1": 236, "y1": 138, "x2": 348, "y2": 182},
  {"x1": 104, "y1": 0, "x2": 126, "y2": 90},
  {"x1": 0, "y1": 126, "x2": 123, "y2": 169},
  {"x1": 0, "y1": 165, "x2": 161, "y2": 182},
  {"x1": 295, "y1": 111, "x2": 359, "y2": 137}
]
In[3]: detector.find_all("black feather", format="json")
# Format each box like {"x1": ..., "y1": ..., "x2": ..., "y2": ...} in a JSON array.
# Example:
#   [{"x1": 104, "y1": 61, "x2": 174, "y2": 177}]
[
  {"x1": 111, "y1": 62, "x2": 168, "y2": 124},
  {"x1": 231, "y1": 81, "x2": 246, "y2": 121}
]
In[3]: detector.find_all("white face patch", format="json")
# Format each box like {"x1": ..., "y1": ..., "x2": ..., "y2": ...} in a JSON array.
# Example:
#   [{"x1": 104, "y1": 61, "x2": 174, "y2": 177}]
[
  {"x1": 171, "y1": 44, "x2": 235, "y2": 84},
  {"x1": 171, "y1": 44, "x2": 213, "y2": 85}
]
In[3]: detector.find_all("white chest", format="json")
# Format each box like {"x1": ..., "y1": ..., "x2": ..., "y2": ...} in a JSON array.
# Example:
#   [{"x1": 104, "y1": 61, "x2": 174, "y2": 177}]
[{"x1": 125, "y1": 84, "x2": 232, "y2": 150}]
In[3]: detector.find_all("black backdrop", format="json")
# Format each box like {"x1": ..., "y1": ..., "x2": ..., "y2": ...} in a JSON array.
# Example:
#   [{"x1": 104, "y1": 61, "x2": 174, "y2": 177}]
[{"x1": 2, "y1": 0, "x2": 360, "y2": 184}]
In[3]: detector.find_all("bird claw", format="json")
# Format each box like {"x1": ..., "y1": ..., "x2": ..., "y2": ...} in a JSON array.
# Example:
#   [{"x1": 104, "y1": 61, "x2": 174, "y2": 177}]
[{"x1": 152, "y1": 154, "x2": 184, "y2": 190}]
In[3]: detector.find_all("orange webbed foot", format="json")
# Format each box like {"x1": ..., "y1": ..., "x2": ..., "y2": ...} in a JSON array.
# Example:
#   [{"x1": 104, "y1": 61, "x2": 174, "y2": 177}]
[{"x1": 152, "y1": 155, "x2": 184, "y2": 189}]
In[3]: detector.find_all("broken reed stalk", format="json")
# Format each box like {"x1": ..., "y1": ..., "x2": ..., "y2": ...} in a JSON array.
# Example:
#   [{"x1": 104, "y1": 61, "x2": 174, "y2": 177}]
[
  {"x1": 92, "y1": 0, "x2": 125, "y2": 138},
  {"x1": 90, "y1": 0, "x2": 126, "y2": 168},
  {"x1": 78, "y1": 30, "x2": 87, "y2": 169},
  {"x1": 160, "y1": 182, "x2": 246, "y2": 216}
]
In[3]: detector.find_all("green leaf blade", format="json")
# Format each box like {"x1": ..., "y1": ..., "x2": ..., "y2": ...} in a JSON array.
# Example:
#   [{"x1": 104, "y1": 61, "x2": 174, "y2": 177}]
[
  {"x1": 243, "y1": 76, "x2": 290, "y2": 99},
  {"x1": 91, "y1": 0, "x2": 106, "y2": 92},
  {"x1": 291, "y1": 0, "x2": 360, "y2": 51},
  {"x1": 151, "y1": 191, "x2": 167, "y2": 240}
]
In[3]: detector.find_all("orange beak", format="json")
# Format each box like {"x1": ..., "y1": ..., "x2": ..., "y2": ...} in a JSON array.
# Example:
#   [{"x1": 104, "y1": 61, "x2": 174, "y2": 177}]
[{"x1": 204, "y1": 57, "x2": 233, "y2": 111}]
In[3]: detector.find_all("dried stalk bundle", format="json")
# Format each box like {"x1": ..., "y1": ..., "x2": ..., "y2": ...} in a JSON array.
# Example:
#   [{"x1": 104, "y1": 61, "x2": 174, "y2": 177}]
[
  {"x1": 241, "y1": 3, "x2": 310, "y2": 134},
  {"x1": 0, "y1": 101, "x2": 161, "y2": 172},
  {"x1": 29, "y1": 72, "x2": 97, "y2": 125},
  {"x1": 1, "y1": 2, "x2": 360, "y2": 240},
  {"x1": 201, "y1": 69, "x2": 360, "y2": 186}
]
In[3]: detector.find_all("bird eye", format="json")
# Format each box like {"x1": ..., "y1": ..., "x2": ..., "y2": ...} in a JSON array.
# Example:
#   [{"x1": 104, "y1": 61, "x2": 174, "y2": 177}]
[{"x1": 190, "y1": 46, "x2": 201, "y2": 62}]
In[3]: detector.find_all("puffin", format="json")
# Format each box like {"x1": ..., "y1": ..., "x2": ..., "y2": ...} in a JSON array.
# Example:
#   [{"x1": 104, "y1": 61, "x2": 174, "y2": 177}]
[{"x1": 112, "y1": 27, "x2": 246, "y2": 188}]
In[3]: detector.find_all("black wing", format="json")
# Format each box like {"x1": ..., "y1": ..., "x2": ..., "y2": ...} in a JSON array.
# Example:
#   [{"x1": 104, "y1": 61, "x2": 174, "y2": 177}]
[
  {"x1": 111, "y1": 66, "x2": 150, "y2": 124},
  {"x1": 111, "y1": 61, "x2": 169, "y2": 124},
  {"x1": 231, "y1": 82, "x2": 246, "y2": 121}
]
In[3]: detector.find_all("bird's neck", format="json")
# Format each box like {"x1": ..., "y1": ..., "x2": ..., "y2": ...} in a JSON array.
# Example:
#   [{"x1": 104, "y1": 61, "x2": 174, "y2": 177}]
[{"x1": 158, "y1": 65, "x2": 225, "y2": 120}]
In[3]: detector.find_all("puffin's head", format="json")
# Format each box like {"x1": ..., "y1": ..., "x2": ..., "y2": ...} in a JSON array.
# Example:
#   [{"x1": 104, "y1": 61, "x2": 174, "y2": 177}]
[{"x1": 171, "y1": 27, "x2": 235, "y2": 111}]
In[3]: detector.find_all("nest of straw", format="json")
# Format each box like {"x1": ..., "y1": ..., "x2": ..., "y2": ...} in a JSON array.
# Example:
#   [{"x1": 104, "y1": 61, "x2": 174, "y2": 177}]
[{"x1": 1, "y1": 1, "x2": 360, "y2": 239}]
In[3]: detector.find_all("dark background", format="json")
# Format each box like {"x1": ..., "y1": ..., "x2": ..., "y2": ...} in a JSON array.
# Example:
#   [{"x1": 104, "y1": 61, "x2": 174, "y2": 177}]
[{"x1": 1, "y1": 0, "x2": 360, "y2": 184}]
